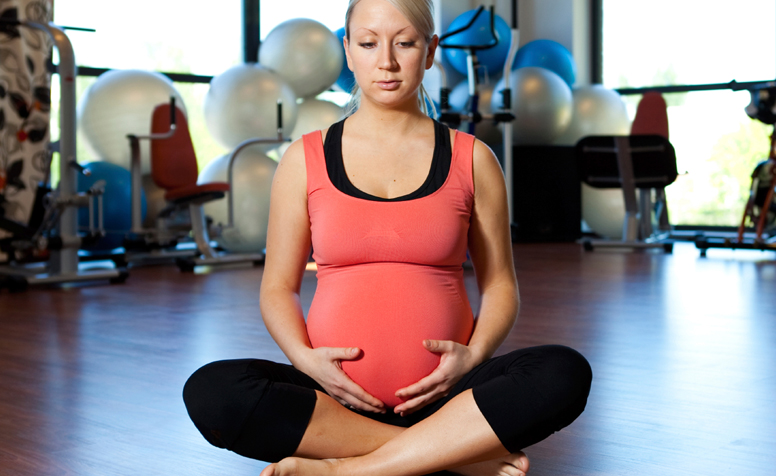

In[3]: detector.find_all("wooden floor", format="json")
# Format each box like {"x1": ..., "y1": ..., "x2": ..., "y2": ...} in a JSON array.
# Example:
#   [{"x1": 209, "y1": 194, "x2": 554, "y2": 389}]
[{"x1": 1, "y1": 242, "x2": 775, "y2": 475}]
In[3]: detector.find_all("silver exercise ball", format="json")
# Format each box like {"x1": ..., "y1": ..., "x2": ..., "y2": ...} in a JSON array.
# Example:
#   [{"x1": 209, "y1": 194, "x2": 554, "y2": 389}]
[
  {"x1": 554, "y1": 84, "x2": 630, "y2": 146},
  {"x1": 204, "y1": 64, "x2": 298, "y2": 151},
  {"x1": 581, "y1": 183, "x2": 642, "y2": 240},
  {"x1": 197, "y1": 148, "x2": 277, "y2": 253},
  {"x1": 259, "y1": 18, "x2": 344, "y2": 99},
  {"x1": 78, "y1": 69, "x2": 186, "y2": 174},
  {"x1": 492, "y1": 67, "x2": 572, "y2": 145},
  {"x1": 553, "y1": 85, "x2": 632, "y2": 239}
]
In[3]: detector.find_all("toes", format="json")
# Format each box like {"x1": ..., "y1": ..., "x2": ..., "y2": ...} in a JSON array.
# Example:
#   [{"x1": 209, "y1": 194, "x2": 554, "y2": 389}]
[
  {"x1": 505, "y1": 451, "x2": 529, "y2": 473},
  {"x1": 499, "y1": 465, "x2": 524, "y2": 476},
  {"x1": 259, "y1": 463, "x2": 276, "y2": 476}
]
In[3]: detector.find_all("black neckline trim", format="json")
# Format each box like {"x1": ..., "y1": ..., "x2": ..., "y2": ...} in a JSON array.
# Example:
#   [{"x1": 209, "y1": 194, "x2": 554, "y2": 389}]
[{"x1": 323, "y1": 118, "x2": 452, "y2": 202}]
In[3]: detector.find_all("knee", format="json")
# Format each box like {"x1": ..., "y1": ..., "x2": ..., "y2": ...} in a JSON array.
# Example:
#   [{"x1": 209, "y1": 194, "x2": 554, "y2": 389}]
[
  {"x1": 541, "y1": 345, "x2": 593, "y2": 411},
  {"x1": 182, "y1": 359, "x2": 317, "y2": 462},
  {"x1": 182, "y1": 359, "x2": 269, "y2": 450},
  {"x1": 555, "y1": 345, "x2": 592, "y2": 388}
]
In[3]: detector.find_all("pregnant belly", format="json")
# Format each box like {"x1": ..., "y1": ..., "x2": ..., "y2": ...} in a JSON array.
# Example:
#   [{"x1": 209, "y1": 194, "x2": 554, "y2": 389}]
[{"x1": 307, "y1": 264, "x2": 474, "y2": 408}]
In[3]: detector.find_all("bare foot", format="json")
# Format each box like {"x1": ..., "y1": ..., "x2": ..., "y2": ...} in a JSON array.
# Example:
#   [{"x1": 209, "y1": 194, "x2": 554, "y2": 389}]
[
  {"x1": 451, "y1": 451, "x2": 530, "y2": 476},
  {"x1": 259, "y1": 452, "x2": 529, "y2": 476},
  {"x1": 259, "y1": 456, "x2": 342, "y2": 476}
]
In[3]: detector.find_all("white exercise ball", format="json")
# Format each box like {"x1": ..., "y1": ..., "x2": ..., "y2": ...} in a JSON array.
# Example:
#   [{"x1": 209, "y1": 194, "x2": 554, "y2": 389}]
[
  {"x1": 554, "y1": 85, "x2": 632, "y2": 239},
  {"x1": 581, "y1": 183, "x2": 642, "y2": 240},
  {"x1": 492, "y1": 67, "x2": 572, "y2": 145},
  {"x1": 204, "y1": 63, "x2": 298, "y2": 151},
  {"x1": 198, "y1": 148, "x2": 277, "y2": 253},
  {"x1": 450, "y1": 80, "x2": 502, "y2": 147},
  {"x1": 259, "y1": 18, "x2": 344, "y2": 99},
  {"x1": 275, "y1": 98, "x2": 344, "y2": 157},
  {"x1": 554, "y1": 84, "x2": 630, "y2": 146},
  {"x1": 78, "y1": 69, "x2": 186, "y2": 174}
]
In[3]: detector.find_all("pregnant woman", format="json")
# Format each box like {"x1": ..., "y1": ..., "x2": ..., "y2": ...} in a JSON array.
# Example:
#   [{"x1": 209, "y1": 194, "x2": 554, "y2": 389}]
[{"x1": 183, "y1": 1, "x2": 592, "y2": 475}]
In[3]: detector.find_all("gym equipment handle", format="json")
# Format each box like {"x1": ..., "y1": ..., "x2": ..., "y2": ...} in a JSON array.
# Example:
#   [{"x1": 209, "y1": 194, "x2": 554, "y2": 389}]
[
  {"x1": 69, "y1": 160, "x2": 91, "y2": 176},
  {"x1": 0, "y1": 19, "x2": 94, "y2": 32},
  {"x1": 439, "y1": 5, "x2": 499, "y2": 51}
]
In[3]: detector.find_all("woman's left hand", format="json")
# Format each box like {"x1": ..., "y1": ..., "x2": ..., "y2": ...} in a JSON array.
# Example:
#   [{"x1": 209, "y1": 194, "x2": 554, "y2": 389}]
[{"x1": 393, "y1": 339, "x2": 480, "y2": 416}]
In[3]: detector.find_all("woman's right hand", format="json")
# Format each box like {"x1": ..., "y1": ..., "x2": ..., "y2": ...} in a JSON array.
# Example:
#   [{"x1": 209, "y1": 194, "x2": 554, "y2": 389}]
[{"x1": 299, "y1": 346, "x2": 386, "y2": 413}]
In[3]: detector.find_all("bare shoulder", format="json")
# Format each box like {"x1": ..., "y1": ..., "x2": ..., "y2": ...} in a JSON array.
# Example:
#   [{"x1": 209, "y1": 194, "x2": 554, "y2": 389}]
[
  {"x1": 471, "y1": 137, "x2": 505, "y2": 196},
  {"x1": 273, "y1": 137, "x2": 308, "y2": 195},
  {"x1": 277, "y1": 137, "x2": 305, "y2": 170}
]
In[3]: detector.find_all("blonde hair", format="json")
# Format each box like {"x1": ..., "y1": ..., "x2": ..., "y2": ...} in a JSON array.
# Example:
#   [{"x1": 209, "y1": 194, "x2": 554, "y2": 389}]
[{"x1": 344, "y1": 0, "x2": 437, "y2": 118}]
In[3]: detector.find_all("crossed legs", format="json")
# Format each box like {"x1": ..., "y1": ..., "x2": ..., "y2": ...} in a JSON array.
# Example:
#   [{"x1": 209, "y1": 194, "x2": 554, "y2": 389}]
[
  {"x1": 272, "y1": 387, "x2": 529, "y2": 476},
  {"x1": 183, "y1": 345, "x2": 591, "y2": 476}
]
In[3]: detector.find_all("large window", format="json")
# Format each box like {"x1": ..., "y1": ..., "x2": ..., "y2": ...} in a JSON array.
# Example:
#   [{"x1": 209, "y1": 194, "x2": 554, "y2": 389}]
[
  {"x1": 53, "y1": 0, "x2": 242, "y2": 75},
  {"x1": 50, "y1": 1, "x2": 350, "y2": 173},
  {"x1": 260, "y1": 0, "x2": 349, "y2": 40},
  {"x1": 51, "y1": 1, "x2": 242, "y2": 171},
  {"x1": 602, "y1": 0, "x2": 776, "y2": 226}
]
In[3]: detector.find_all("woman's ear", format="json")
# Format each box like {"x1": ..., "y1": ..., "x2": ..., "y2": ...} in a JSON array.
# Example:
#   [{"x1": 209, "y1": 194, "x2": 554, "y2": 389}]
[
  {"x1": 343, "y1": 36, "x2": 354, "y2": 72},
  {"x1": 426, "y1": 34, "x2": 439, "y2": 70}
]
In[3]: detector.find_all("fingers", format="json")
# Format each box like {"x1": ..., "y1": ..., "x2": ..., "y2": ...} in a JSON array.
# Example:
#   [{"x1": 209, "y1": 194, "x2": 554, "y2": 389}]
[
  {"x1": 337, "y1": 379, "x2": 386, "y2": 413},
  {"x1": 394, "y1": 371, "x2": 442, "y2": 400},
  {"x1": 328, "y1": 346, "x2": 361, "y2": 361},
  {"x1": 324, "y1": 349, "x2": 385, "y2": 412},
  {"x1": 394, "y1": 389, "x2": 447, "y2": 416},
  {"x1": 395, "y1": 340, "x2": 456, "y2": 398},
  {"x1": 423, "y1": 339, "x2": 455, "y2": 353},
  {"x1": 394, "y1": 376, "x2": 450, "y2": 414}
]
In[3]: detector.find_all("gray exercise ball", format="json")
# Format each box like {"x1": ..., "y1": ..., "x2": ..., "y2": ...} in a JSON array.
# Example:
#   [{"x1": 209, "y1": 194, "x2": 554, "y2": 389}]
[
  {"x1": 258, "y1": 18, "x2": 344, "y2": 99},
  {"x1": 203, "y1": 64, "x2": 298, "y2": 151},
  {"x1": 554, "y1": 84, "x2": 630, "y2": 146},
  {"x1": 492, "y1": 67, "x2": 573, "y2": 145}
]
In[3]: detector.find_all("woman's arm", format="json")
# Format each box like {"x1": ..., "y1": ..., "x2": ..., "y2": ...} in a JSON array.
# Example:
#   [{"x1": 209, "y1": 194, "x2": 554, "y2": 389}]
[
  {"x1": 463, "y1": 138, "x2": 520, "y2": 363},
  {"x1": 259, "y1": 139, "x2": 385, "y2": 413},
  {"x1": 259, "y1": 139, "x2": 316, "y2": 361},
  {"x1": 394, "y1": 137, "x2": 519, "y2": 414}
]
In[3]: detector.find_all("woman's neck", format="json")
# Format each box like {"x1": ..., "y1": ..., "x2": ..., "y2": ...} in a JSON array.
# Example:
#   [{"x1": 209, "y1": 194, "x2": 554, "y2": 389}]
[{"x1": 348, "y1": 95, "x2": 431, "y2": 139}]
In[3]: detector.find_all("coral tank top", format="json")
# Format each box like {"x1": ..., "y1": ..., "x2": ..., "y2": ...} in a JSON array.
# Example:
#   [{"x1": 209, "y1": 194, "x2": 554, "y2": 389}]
[{"x1": 303, "y1": 123, "x2": 476, "y2": 408}]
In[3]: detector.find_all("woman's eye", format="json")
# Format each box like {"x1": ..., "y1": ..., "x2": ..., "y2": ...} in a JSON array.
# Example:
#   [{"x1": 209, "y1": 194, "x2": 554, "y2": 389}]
[
  {"x1": 359, "y1": 42, "x2": 376, "y2": 48},
  {"x1": 399, "y1": 41, "x2": 416, "y2": 48}
]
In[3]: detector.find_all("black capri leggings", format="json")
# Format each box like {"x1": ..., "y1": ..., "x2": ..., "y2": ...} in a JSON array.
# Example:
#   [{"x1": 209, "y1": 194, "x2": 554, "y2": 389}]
[{"x1": 183, "y1": 345, "x2": 592, "y2": 464}]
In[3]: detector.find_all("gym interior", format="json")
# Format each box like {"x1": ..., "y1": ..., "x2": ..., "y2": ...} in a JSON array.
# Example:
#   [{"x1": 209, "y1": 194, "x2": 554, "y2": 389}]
[{"x1": 1, "y1": 0, "x2": 775, "y2": 474}]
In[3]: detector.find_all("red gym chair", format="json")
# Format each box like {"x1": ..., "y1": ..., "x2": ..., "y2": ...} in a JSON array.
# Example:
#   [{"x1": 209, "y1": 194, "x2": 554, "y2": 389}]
[
  {"x1": 126, "y1": 99, "x2": 265, "y2": 271},
  {"x1": 631, "y1": 91, "x2": 672, "y2": 237}
]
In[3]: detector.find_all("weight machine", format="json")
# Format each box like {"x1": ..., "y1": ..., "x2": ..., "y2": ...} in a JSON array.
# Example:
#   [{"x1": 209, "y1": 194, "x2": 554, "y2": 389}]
[{"x1": 0, "y1": 20, "x2": 126, "y2": 292}]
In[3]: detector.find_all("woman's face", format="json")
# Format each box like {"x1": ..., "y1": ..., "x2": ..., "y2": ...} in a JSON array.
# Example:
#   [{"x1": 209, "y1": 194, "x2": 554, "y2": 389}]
[{"x1": 344, "y1": 0, "x2": 438, "y2": 109}]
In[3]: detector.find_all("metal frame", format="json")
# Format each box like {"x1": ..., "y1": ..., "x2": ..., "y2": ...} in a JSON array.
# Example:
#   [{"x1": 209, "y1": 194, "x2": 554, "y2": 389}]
[
  {"x1": 0, "y1": 21, "x2": 124, "y2": 289},
  {"x1": 436, "y1": 1, "x2": 519, "y2": 230},
  {"x1": 579, "y1": 136, "x2": 676, "y2": 253},
  {"x1": 123, "y1": 99, "x2": 288, "y2": 271}
]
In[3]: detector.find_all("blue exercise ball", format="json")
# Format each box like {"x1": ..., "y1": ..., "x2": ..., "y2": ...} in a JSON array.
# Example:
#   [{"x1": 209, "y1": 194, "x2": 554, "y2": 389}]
[
  {"x1": 512, "y1": 39, "x2": 577, "y2": 87},
  {"x1": 334, "y1": 27, "x2": 357, "y2": 93},
  {"x1": 442, "y1": 9, "x2": 512, "y2": 76},
  {"x1": 77, "y1": 161, "x2": 146, "y2": 251}
]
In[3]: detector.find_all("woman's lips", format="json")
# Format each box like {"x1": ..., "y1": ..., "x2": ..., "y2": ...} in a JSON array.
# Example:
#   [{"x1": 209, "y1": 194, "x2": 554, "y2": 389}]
[{"x1": 377, "y1": 80, "x2": 401, "y2": 90}]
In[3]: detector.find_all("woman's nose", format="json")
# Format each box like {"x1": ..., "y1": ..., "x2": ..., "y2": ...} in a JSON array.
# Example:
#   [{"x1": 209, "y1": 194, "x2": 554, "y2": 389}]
[{"x1": 378, "y1": 44, "x2": 398, "y2": 70}]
